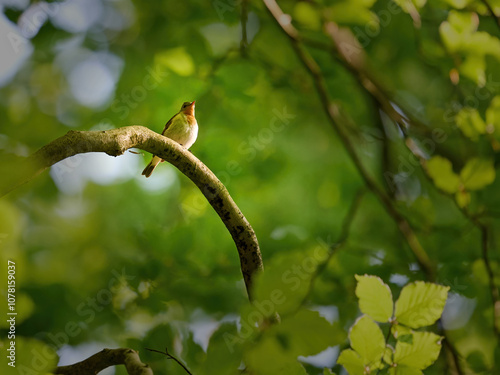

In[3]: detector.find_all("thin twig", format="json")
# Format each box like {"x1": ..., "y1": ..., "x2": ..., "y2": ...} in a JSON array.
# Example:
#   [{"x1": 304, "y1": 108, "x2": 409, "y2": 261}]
[
  {"x1": 376, "y1": 327, "x2": 394, "y2": 375},
  {"x1": 320, "y1": 15, "x2": 489, "y2": 372},
  {"x1": 146, "y1": 348, "x2": 193, "y2": 375},
  {"x1": 299, "y1": 188, "x2": 367, "y2": 309},
  {"x1": 262, "y1": 0, "x2": 435, "y2": 281},
  {"x1": 443, "y1": 333, "x2": 465, "y2": 375},
  {"x1": 260, "y1": 2, "x2": 468, "y2": 373},
  {"x1": 320, "y1": 11, "x2": 500, "y2": 346}
]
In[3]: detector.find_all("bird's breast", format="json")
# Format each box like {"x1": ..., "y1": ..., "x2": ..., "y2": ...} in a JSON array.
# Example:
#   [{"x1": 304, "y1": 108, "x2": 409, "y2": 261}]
[{"x1": 164, "y1": 113, "x2": 198, "y2": 149}]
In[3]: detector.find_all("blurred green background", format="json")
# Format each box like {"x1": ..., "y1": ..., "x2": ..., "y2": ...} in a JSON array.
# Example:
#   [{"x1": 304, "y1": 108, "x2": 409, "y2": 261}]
[{"x1": 1, "y1": 0, "x2": 500, "y2": 374}]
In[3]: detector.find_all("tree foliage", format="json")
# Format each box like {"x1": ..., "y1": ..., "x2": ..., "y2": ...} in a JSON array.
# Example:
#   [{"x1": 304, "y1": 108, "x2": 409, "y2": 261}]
[{"x1": 1, "y1": 0, "x2": 500, "y2": 374}]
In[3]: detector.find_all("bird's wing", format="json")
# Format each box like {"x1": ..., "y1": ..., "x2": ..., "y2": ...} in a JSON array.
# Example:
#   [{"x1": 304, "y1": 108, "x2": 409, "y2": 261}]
[{"x1": 161, "y1": 112, "x2": 178, "y2": 135}]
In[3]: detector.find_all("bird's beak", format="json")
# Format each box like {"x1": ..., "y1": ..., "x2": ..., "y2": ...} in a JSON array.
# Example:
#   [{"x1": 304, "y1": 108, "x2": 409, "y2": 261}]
[{"x1": 190, "y1": 101, "x2": 195, "y2": 107}]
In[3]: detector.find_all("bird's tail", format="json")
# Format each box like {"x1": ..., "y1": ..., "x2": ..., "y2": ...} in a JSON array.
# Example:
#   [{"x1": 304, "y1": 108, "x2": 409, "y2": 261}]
[{"x1": 142, "y1": 156, "x2": 162, "y2": 178}]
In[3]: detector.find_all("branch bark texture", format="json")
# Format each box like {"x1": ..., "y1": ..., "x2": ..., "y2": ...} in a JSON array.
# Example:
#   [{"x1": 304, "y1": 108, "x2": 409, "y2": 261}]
[
  {"x1": 1, "y1": 126, "x2": 263, "y2": 298},
  {"x1": 54, "y1": 348, "x2": 152, "y2": 375}
]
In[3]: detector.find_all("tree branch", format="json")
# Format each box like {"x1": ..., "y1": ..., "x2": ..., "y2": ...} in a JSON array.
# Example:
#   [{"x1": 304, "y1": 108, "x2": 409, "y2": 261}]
[
  {"x1": 146, "y1": 347, "x2": 193, "y2": 375},
  {"x1": 1, "y1": 125, "x2": 263, "y2": 299},
  {"x1": 262, "y1": 0, "x2": 435, "y2": 280},
  {"x1": 321, "y1": 17, "x2": 500, "y2": 343},
  {"x1": 260, "y1": 3, "x2": 468, "y2": 372},
  {"x1": 54, "y1": 348, "x2": 152, "y2": 375}
]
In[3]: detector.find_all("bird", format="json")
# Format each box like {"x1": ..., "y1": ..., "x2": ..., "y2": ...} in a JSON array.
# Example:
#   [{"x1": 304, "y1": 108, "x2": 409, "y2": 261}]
[{"x1": 142, "y1": 101, "x2": 198, "y2": 178}]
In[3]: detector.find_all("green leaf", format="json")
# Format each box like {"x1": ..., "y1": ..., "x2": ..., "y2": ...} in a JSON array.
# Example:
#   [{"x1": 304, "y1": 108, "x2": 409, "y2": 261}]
[
  {"x1": 393, "y1": 332, "x2": 442, "y2": 369},
  {"x1": 245, "y1": 309, "x2": 344, "y2": 375},
  {"x1": 155, "y1": 47, "x2": 195, "y2": 76},
  {"x1": 293, "y1": 2, "x2": 321, "y2": 30},
  {"x1": 395, "y1": 282, "x2": 449, "y2": 328},
  {"x1": 447, "y1": 11, "x2": 477, "y2": 36},
  {"x1": 466, "y1": 31, "x2": 500, "y2": 60},
  {"x1": 455, "y1": 108, "x2": 486, "y2": 140},
  {"x1": 252, "y1": 249, "x2": 327, "y2": 316},
  {"x1": 388, "y1": 365, "x2": 424, "y2": 375},
  {"x1": 204, "y1": 323, "x2": 242, "y2": 375},
  {"x1": 472, "y1": 258, "x2": 500, "y2": 286},
  {"x1": 460, "y1": 54, "x2": 486, "y2": 86},
  {"x1": 349, "y1": 315, "x2": 385, "y2": 367},
  {"x1": 460, "y1": 158, "x2": 496, "y2": 190},
  {"x1": 275, "y1": 309, "x2": 345, "y2": 357},
  {"x1": 337, "y1": 349, "x2": 365, "y2": 375},
  {"x1": 329, "y1": 2, "x2": 379, "y2": 26},
  {"x1": 455, "y1": 190, "x2": 471, "y2": 208},
  {"x1": 391, "y1": 324, "x2": 412, "y2": 339},
  {"x1": 393, "y1": 0, "x2": 427, "y2": 13},
  {"x1": 439, "y1": 20, "x2": 462, "y2": 52},
  {"x1": 426, "y1": 156, "x2": 460, "y2": 193},
  {"x1": 323, "y1": 368, "x2": 336, "y2": 375},
  {"x1": 486, "y1": 96, "x2": 500, "y2": 135},
  {"x1": 441, "y1": 0, "x2": 473, "y2": 8},
  {"x1": 245, "y1": 336, "x2": 308, "y2": 375},
  {"x1": 383, "y1": 346, "x2": 394, "y2": 365},
  {"x1": 355, "y1": 274, "x2": 393, "y2": 322},
  {"x1": 439, "y1": 10, "x2": 500, "y2": 85},
  {"x1": 2, "y1": 337, "x2": 58, "y2": 375},
  {"x1": 466, "y1": 350, "x2": 489, "y2": 373},
  {"x1": 399, "y1": 334, "x2": 413, "y2": 344}
]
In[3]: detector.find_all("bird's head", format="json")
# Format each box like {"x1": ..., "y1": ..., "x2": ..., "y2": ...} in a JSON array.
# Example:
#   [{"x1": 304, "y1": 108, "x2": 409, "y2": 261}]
[{"x1": 181, "y1": 101, "x2": 195, "y2": 116}]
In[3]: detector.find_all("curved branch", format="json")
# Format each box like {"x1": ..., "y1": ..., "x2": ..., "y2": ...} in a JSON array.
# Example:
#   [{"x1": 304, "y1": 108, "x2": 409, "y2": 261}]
[
  {"x1": 1, "y1": 126, "x2": 263, "y2": 298},
  {"x1": 54, "y1": 348, "x2": 152, "y2": 375}
]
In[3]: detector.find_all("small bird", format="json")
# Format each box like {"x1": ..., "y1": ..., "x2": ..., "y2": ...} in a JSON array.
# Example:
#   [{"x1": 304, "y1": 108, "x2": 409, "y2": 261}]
[{"x1": 142, "y1": 101, "x2": 198, "y2": 178}]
